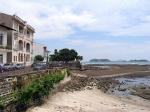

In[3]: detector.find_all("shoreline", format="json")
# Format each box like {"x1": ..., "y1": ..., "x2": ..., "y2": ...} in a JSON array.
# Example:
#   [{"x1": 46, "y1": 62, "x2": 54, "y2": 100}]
[
  {"x1": 28, "y1": 89, "x2": 150, "y2": 112},
  {"x1": 27, "y1": 65, "x2": 150, "y2": 112}
]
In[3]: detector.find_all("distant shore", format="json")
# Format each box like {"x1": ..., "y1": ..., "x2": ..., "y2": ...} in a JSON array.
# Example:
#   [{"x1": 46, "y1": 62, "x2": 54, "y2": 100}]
[{"x1": 83, "y1": 61, "x2": 150, "y2": 65}]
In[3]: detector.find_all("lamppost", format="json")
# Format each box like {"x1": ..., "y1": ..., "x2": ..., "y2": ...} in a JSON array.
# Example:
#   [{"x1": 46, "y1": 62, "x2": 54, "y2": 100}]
[{"x1": 46, "y1": 50, "x2": 50, "y2": 63}]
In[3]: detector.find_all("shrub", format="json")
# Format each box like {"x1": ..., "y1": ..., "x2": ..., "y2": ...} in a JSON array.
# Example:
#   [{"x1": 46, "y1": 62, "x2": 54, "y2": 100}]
[
  {"x1": 66, "y1": 69, "x2": 71, "y2": 76},
  {"x1": 0, "y1": 97, "x2": 4, "y2": 109},
  {"x1": 14, "y1": 72, "x2": 65, "y2": 108},
  {"x1": 34, "y1": 55, "x2": 44, "y2": 62}
]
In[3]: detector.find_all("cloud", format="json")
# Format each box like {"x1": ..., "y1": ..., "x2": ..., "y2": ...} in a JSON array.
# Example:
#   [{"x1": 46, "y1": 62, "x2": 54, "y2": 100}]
[
  {"x1": 0, "y1": 0, "x2": 96, "y2": 39},
  {"x1": 1, "y1": 0, "x2": 150, "y2": 38},
  {"x1": 1, "y1": 0, "x2": 150, "y2": 60},
  {"x1": 75, "y1": 0, "x2": 150, "y2": 37},
  {"x1": 64, "y1": 39, "x2": 150, "y2": 60}
]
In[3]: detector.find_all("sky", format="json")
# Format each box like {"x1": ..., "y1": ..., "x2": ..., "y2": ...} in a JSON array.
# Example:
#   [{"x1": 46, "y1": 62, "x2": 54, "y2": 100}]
[{"x1": 1, "y1": 0, "x2": 150, "y2": 61}]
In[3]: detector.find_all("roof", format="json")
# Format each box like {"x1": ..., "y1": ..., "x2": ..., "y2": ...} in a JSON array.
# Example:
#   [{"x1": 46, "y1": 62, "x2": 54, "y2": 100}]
[
  {"x1": 0, "y1": 24, "x2": 16, "y2": 31},
  {"x1": 13, "y1": 15, "x2": 35, "y2": 32},
  {"x1": 0, "y1": 13, "x2": 35, "y2": 32}
]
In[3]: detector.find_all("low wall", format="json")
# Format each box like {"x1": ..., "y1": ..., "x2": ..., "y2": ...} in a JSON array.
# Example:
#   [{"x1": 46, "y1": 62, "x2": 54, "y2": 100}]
[
  {"x1": 0, "y1": 77, "x2": 16, "y2": 105},
  {"x1": 0, "y1": 69, "x2": 65, "y2": 112},
  {"x1": 82, "y1": 65, "x2": 113, "y2": 70},
  {"x1": 48, "y1": 61, "x2": 81, "y2": 70}
]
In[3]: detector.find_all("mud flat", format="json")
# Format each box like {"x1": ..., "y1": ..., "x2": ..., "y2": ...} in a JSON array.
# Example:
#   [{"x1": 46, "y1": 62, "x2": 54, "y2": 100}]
[{"x1": 108, "y1": 76, "x2": 150, "y2": 100}]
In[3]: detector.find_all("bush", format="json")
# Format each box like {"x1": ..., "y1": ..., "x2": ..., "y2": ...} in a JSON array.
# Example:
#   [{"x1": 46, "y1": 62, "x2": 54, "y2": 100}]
[
  {"x1": 14, "y1": 71, "x2": 66, "y2": 110},
  {"x1": 66, "y1": 69, "x2": 71, "y2": 76},
  {"x1": 0, "y1": 97, "x2": 4, "y2": 110},
  {"x1": 34, "y1": 55, "x2": 44, "y2": 62}
]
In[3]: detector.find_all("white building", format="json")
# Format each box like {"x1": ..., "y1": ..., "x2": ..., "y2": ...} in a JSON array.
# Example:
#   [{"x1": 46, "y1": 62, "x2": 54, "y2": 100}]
[
  {"x1": 0, "y1": 24, "x2": 15, "y2": 64},
  {"x1": 0, "y1": 13, "x2": 35, "y2": 65},
  {"x1": 33, "y1": 43, "x2": 49, "y2": 62}
]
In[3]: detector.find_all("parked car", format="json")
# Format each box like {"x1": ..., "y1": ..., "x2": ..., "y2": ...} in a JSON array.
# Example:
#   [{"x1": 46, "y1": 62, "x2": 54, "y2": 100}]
[
  {"x1": 15, "y1": 64, "x2": 25, "y2": 69},
  {"x1": 33, "y1": 63, "x2": 47, "y2": 71},
  {"x1": 0, "y1": 65, "x2": 4, "y2": 73},
  {"x1": 3, "y1": 63, "x2": 12, "y2": 71},
  {"x1": 3, "y1": 63, "x2": 16, "y2": 71}
]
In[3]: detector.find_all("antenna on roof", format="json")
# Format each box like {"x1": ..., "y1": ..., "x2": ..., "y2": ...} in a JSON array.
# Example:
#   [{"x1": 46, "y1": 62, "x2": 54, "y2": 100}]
[{"x1": 13, "y1": 13, "x2": 17, "y2": 16}]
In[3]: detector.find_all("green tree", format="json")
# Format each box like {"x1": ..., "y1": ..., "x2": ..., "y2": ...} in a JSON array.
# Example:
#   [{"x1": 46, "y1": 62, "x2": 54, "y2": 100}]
[
  {"x1": 34, "y1": 55, "x2": 44, "y2": 62},
  {"x1": 50, "y1": 48, "x2": 83, "y2": 62},
  {"x1": 49, "y1": 49, "x2": 59, "y2": 61},
  {"x1": 77, "y1": 56, "x2": 83, "y2": 61}
]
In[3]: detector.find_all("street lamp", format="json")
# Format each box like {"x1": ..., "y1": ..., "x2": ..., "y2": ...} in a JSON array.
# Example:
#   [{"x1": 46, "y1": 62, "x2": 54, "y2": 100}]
[{"x1": 46, "y1": 50, "x2": 50, "y2": 63}]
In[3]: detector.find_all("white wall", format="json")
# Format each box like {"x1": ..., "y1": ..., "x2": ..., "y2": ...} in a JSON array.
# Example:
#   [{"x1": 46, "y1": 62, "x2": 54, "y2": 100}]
[
  {"x1": 0, "y1": 29, "x2": 7, "y2": 46},
  {"x1": 33, "y1": 43, "x2": 47, "y2": 61},
  {"x1": 0, "y1": 28, "x2": 8, "y2": 64},
  {"x1": 33, "y1": 43, "x2": 44, "y2": 57},
  {"x1": 0, "y1": 52, "x2": 7, "y2": 64}
]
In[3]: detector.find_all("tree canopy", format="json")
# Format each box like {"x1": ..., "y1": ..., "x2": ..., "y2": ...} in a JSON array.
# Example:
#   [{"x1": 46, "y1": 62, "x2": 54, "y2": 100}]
[
  {"x1": 34, "y1": 55, "x2": 44, "y2": 62},
  {"x1": 50, "y1": 48, "x2": 83, "y2": 62}
]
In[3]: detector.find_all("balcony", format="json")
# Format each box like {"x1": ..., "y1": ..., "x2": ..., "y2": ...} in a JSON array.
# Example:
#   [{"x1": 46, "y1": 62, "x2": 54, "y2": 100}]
[
  {"x1": 26, "y1": 50, "x2": 30, "y2": 53},
  {"x1": 26, "y1": 43, "x2": 30, "y2": 53},
  {"x1": 27, "y1": 34, "x2": 30, "y2": 38},
  {"x1": 0, "y1": 45, "x2": 11, "y2": 50},
  {"x1": 19, "y1": 40, "x2": 23, "y2": 51},
  {"x1": 13, "y1": 46, "x2": 19, "y2": 51},
  {"x1": 14, "y1": 32, "x2": 24, "y2": 38}
]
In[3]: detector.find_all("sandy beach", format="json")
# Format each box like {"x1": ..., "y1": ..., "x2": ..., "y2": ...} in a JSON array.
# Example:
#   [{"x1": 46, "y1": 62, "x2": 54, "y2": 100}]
[
  {"x1": 27, "y1": 65, "x2": 150, "y2": 112},
  {"x1": 28, "y1": 88, "x2": 150, "y2": 112}
]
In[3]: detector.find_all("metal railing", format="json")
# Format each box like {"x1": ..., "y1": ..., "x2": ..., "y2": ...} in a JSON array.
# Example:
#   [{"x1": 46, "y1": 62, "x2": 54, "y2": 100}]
[{"x1": 0, "y1": 45, "x2": 11, "y2": 50}]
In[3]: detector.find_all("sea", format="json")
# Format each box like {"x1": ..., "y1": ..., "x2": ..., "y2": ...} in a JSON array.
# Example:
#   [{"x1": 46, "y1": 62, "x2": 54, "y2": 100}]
[{"x1": 82, "y1": 61, "x2": 150, "y2": 65}]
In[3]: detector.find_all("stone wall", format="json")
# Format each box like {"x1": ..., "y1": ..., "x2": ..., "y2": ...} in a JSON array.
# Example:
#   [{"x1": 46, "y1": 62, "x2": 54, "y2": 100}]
[
  {"x1": 0, "y1": 69, "x2": 62, "y2": 111},
  {"x1": 48, "y1": 61, "x2": 81, "y2": 70},
  {"x1": 0, "y1": 77, "x2": 16, "y2": 105}
]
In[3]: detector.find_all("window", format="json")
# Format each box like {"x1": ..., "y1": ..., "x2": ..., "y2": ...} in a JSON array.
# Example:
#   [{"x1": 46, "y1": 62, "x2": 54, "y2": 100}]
[
  {"x1": 0, "y1": 33, "x2": 3, "y2": 45},
  {"x1": 26, "y1": 54, "x2": 30, "y2": 62},
  {"x1": 16, "y1": 56, "x2": 17, "y2": 61},
  {"x1": 0, "y1": 55, "x2": 3, "y2": 63},
  {"x1": 14, "y1": 56, "x2": 15, "y2": 62},
  {"x1": 14, "y1": 35, "x2": 18, "y2": 44},
  {"x1": 26, "y1": 43, "x2": 30, "y2": 52},
  {"x1": 27, "y1": 30, "x2": 30, "y2": 37},
  {"x1": 19, "y1": 26, "x2": 23, "y2": 34},
  {"x1": 19, "y1": 40, "x2": 23, "y2": 50},
  {"x1": 18, "y1": 53, "x2": 20, "y2": 62},
  {"x1": 21, "y1": 54, "x2": 23, "y2": 62}
]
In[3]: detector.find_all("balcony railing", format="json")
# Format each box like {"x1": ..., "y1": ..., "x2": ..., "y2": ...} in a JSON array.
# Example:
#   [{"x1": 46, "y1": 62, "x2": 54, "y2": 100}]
[
  {"x1": 26, "y1": 49, "x2": 30, "y2": 53},
  {"x1": 27, "y1": 34, "x2": 30, "y2": 38},
  {"x1": 14, "y1": 32, "x2": 24, "y2": 38},
  {"x1": 19, "y1": 47, "x2": 23, "y2": 51},
  {"x1": 0, "y1": 45, "x2": 11, "y2": 50}
]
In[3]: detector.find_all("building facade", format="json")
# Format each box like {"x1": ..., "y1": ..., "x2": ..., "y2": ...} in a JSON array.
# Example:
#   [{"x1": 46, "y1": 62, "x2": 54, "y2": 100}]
[
  {"x1": 0, "y1": 13, "x2": 35, "y2": 65},
  {"x1": 33, "y1": 43, "x2": 49, "y2": 62},
  {"x1": 0, "y1": 24, "x2": 14, "y2": 64}
]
